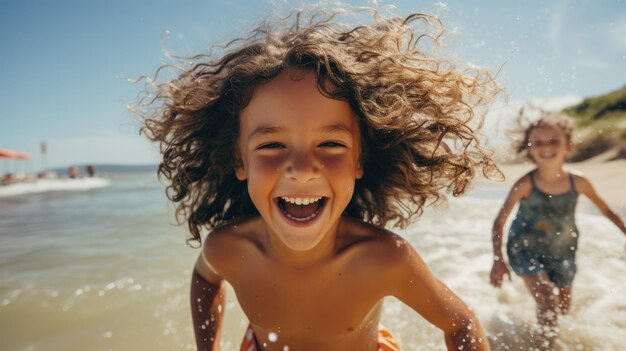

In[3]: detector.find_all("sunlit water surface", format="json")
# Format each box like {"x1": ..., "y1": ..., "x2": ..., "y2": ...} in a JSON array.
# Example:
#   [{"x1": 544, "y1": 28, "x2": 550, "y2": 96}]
[{"x1": 0, "y1": 173, "x2": 624, "y2": 350}]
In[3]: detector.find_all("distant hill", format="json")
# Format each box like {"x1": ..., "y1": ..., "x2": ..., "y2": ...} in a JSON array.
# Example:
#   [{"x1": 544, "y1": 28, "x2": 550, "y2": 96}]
[
  {"x1": 564, "y1": 85, "x2": 626, "y2": 161},
  {"x1": 564, "y1": 85, "x2": 626, "y2": 124}
]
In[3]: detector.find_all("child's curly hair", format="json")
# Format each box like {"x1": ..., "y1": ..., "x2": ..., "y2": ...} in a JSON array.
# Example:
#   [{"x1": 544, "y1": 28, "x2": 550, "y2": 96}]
[
  {"x1": 515, "y1": 109, "x2": 575, "y2": 159},
  {"x1": 138, "y1": 9, "x2": 502, "y2": 244}
]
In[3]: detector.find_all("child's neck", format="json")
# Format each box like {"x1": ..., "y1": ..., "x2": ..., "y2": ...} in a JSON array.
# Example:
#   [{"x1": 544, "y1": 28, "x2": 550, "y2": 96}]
[
  {"x1": 262, "y1": 220, "x2": 342, "y2": 268},
  {"x1": 535, "y1": 165, "x2": 567, "y2": 182}
]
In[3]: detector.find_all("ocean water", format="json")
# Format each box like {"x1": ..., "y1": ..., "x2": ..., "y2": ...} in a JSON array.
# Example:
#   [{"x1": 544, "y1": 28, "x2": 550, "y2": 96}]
[
  {"x1": 0, "y1": 178, "x2": 110, "y2": 198},
  {"x1": 0, "y1": 172, "x2": 624, "y2": 351}
]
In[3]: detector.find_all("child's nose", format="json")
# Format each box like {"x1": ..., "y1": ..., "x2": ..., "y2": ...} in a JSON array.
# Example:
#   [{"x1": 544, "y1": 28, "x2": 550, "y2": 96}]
[{"x1": 285, "y1": 151, "x2": 320, "y2": 182}]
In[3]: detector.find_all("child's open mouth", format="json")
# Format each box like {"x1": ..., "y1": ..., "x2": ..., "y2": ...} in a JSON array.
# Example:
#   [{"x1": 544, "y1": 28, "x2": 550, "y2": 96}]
[{"x1": 277, "y1": 196, "x2": 326, "y2": 223}]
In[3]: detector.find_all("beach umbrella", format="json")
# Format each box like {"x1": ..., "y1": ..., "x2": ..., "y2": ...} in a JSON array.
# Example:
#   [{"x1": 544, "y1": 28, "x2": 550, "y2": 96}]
[{"x1": 0, "y1": 148, "x2": 31, "y2": 160}]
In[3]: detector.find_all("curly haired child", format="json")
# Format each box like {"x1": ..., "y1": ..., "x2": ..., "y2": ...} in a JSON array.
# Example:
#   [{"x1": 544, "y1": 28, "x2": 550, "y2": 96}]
[
  {"x1": 490, "y1": 112, "x2": 626, "y2": 347},
  {"x1": 140, "y1": 9, "x2": 501, "y2": 351}
]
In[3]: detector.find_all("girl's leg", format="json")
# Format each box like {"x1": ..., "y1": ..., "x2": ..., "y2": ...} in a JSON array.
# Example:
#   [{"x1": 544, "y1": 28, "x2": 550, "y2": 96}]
[
  {"x1": 557, "y1": 287, "x2": 572, "y2": 315},
  {"x1": 522, "y1": 274, "x2": 559, "y2": 349},
  {"x1": 521, "y1": 274, "x2": 558, "y2": 328}
]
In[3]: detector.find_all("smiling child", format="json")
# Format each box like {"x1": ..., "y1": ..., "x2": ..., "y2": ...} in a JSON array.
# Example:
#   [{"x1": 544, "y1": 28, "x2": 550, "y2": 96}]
[
  {"x1": 140, "y1": 9, "x2": 501, "y2": 351},
  {"x1": 490, "y1": 112, "x2": 626, "y2": 348}
]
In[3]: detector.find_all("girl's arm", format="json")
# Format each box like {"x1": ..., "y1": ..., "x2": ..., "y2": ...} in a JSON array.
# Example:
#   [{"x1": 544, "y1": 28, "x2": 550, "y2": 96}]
[
  {"x1": 191, "y1": 249, "x2": 227, "y2": 351},
  {"x1": 577, "y1": 176, "x2": 626, "y2": 235},
  {"x1": 490, "y1": 176, "x2": 529, "y2": 287},
  {"x1": 387, "y1": 241, "x2": 489, "y2": 351}
]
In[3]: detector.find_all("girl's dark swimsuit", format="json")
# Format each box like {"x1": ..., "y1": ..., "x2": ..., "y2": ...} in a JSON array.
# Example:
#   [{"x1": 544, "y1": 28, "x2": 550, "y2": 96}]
[{"x1": 506, "y1": 171, "x2": 579, "y2": 288}]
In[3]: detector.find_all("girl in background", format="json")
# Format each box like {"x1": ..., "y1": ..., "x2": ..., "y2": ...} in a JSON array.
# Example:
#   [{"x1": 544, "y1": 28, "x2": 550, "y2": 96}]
[{"x1": 490, "y1": 112, "x2": 626, "y2": 348}]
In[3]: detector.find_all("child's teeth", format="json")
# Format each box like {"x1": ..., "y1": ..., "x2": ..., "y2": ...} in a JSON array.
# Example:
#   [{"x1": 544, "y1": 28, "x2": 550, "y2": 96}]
[{"x1": 281, "y1": 196, "x2": 322, "y2": 205}]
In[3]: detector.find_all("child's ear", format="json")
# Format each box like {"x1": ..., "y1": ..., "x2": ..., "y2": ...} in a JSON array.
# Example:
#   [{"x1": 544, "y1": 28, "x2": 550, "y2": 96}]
[
  {"x1": 356, "y1": 160, "x2": 363, "y2": 179},
  {"x1": 235, "y1": 161, "x2": 247, "y2": 181},
  {"x1": 565, "y1": 139, "x2": 574, "y2": 155},
  {"x1": 234, "y1": 149, "x2": 247, "y2": 180},
  {"x1": 233, "y1": 146, "x2": 248, "y2": 181}
]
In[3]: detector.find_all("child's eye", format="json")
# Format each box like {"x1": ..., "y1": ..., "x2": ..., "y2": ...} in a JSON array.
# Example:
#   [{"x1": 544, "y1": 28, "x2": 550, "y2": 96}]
[
  {"x1": 319, "y1": 141, "x2": 346, "y2": 148},
  {"x1": 256, "y1": 142, "x2": 284, "y2": 150}
]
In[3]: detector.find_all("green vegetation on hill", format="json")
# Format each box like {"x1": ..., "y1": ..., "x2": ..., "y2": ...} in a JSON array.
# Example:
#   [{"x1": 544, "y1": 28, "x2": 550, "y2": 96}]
[{"x1": 563, "y1": 85, "x2": 626, "y2": 161}]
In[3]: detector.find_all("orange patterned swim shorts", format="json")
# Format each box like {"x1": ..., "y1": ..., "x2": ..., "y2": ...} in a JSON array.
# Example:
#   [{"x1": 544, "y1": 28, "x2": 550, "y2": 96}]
[{"x1": 240, "y1": 325, "x2": 401, "y2": 351}]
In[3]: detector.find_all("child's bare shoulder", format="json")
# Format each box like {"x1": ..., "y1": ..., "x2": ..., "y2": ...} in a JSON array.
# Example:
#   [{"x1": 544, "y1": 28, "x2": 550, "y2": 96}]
[
  {"x1": 202, "y1": 216, "x2": 265, "y2": 276},
  {"x1": 509, "y1": 172, "x2": 533, "y2": 197},
  {"x1": 567, "y1": 168, "x2": 587, "y2": 182},
  {"x1": 339, "y1": 218, "x2": 431, "y2": 293},
  {"x1": 338, "y1": 217, "x2": 417, "y2": 268},
  {"x1": 514, "y1": 172, "x2": 533, "y2": 188},
  {"x1": 567, "y1": 169, "x2": 593, "y2": 191}
]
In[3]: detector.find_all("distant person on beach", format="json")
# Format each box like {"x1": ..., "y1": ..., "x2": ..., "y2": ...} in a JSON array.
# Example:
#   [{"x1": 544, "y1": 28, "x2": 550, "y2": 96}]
[
  {"x1": 67, "y1": 166, "x2": 78, "y2": 179},
  {"x1": 490, "y1": 112, "x2": 626, "y2": 348},
  {"x1": 86, "y1": 165, "x2": 96, "y2": 177},
  {"x1": 1, "y1": 173, "x2": 15, "y2": 184},
  {"x1": 141, "y1": 9, "x2": 502, "y2": 351}
]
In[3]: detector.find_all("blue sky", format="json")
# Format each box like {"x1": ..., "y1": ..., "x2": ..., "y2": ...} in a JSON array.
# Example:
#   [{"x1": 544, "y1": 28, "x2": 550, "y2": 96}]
[{"x1": 1, "y1": 0, "x2": 625, "y2": 171}]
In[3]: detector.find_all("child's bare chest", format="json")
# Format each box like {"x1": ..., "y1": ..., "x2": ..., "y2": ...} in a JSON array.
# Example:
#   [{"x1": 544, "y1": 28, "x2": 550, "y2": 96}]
[{"x1": 230, "y1": 260, "x2": 385, "y2": 345}]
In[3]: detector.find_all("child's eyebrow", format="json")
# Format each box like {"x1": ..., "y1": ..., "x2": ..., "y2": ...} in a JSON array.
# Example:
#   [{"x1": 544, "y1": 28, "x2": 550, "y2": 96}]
[
  {"x1": 317, "y1": 124, "x2": 354, "y2": 137},
  {"x1": 247, "y1": 124, "x2": 354, "y2": 141},
  {"x1": 248, "y1": 126, "x2": 284, "y2": 141}
]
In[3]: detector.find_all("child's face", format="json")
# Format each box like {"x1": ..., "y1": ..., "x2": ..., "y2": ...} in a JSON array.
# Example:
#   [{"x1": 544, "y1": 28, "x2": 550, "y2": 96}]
[
  {"x1": 236, "y1": 70, "x2": 363, "y2": 251},
  {"x1": 527, "y1": 125, "x2": 571, "y2": 166}
]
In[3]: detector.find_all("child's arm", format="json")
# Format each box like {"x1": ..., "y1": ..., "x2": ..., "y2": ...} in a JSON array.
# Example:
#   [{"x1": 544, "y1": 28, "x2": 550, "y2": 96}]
[
  {"x1": 490, "y1": 177, "x2": 529, "y2": 287},
  {"x1": 387, "y1": 240, "x2": 489, "y2": 351},
  {"x1": 576, "y1": 175, "x2": 626, "y2": 235},
  {"x1": 190, "y1": 250, "x2": 226, "y2": 351}
]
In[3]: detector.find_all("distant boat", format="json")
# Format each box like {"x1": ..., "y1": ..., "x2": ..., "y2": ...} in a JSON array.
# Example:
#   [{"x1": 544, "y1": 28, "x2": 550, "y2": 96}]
[{"x1": 0, "y1": 176, "x2": 110, "y2": 198}]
